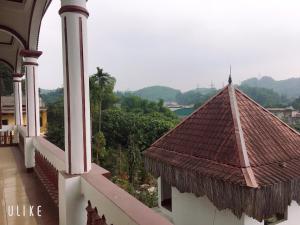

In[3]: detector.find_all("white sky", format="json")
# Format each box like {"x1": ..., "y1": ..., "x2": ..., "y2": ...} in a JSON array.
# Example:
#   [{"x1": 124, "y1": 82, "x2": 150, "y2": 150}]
[{"x1": 38, "y1": 0, "x2": 300, "y2": 91}]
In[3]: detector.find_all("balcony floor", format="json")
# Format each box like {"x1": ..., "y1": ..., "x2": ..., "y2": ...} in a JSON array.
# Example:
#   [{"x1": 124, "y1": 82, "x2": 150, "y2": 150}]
[{"x1": 0, "y1": 146, "x2": 59, "y2": 225}]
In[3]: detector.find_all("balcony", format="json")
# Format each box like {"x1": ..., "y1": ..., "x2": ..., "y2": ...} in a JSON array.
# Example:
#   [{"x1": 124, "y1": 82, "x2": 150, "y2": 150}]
[
  {"x1": 0, "y1": 1, "x2": 174, "y2": 224},
  {"x1": 0, "y1": 127, "x2": 172, "y2": 225},
  {"x1": 0, "y1": 145, "x2": 58, "y2": 225}
]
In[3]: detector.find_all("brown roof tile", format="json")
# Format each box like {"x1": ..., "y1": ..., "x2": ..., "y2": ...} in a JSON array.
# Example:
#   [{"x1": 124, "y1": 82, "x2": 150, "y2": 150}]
[
  {"x1": 145, "y1": 85, "x2": 300, "y2": 187},
  {"x1": 144, "y1": 84, "x2": 300, "y2": 220}
]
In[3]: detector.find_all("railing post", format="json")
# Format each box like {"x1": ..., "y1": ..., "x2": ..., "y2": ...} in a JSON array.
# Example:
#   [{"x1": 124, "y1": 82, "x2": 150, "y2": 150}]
[
  {"x1": 58, "y1": 172, "x2": 85, "y2": 225},
  {"x1": 93, "y1": 208, "x2": 102, "y2": 225},
  {"x1": 0, "y1": 132, "x2": 3, "y2": 144},
  {"x1": 4, "y1": 131, "x2": 7, "y2": 145},
  {"x1": 10, "y1": 131, "x2": 13, "y2": 145},
  {"x1": 86, "y1": 201, "x2": 93, "y2": 225}
]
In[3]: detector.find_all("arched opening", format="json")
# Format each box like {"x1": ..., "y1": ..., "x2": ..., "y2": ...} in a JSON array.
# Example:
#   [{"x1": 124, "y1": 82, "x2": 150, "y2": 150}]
[
  {"x1": 0, "y1": 25, "x2": 26, "y2": 49},
  {"x1": 0, "y1": 59, "x2": 14, "y2": 72}
]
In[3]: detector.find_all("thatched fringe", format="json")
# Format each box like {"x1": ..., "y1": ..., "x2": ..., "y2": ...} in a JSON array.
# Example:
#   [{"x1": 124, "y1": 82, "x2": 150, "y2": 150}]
[{"x1": 145, "y1": 157, "x2": 300, "y2": 222}]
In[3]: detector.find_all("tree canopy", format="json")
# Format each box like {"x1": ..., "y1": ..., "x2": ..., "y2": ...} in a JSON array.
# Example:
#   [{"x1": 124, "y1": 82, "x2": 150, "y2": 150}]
[
  {"x1": 0, "y1": 64, "x2": 14, "y2": 96},
  {"x1": 44, "y1": 69, "x2": 178, "y2": 207},
  {"x1": 238, "y1": 85, "x2": 289, "y2": 107},
  {"x1": 90, "y1": 68, "x2": 117, "y2": 133}
]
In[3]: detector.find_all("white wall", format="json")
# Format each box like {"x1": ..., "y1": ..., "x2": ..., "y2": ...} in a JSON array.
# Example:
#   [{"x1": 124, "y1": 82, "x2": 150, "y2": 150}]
[
  {"x1": 244, "y1": 216, "x2": 263, "y2": 225},
  {"x1": 157, "y1": 178, "x2": 300, "y2": 225},
  {"x1": 172, "y1": 187, "x2": 244, "y2": 225},
  {"x1": 244, "y1": 201, "x2": 300, "y2": 225},
  {"x1": 269, "y1": 201, "x2": 299, "y2": 225}
]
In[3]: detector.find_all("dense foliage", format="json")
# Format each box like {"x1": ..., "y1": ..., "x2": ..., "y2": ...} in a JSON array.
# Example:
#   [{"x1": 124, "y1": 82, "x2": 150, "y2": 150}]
[
  {"x1": 238, "y1": 85, "x2": 289, "y2": 107},
  {"x1": 40, "y1": 88, "x2": 63, "y2": 105},
  {"x1": 185, "y1": 85, "x2": 290, "y2": 110},
  {"x1": 0, "y1": 64, "x2": 14, "y2": 96},
  {"x1": 102, "y1": 108, "x2": 177, "y2": 149},
  {"x1": 123, "y1": 84, "x2": 292, "y2": 108},
  {"x1": 241, "y1": 76, "x2": 300, "y2": 99},
  {"x1": 46, "y1": 97, "x2": 64, "y2": 149},
  {"x1": 90, "y1": 68, "x2": 117, "y2": 133},
  {"x1": 133, "y1": 86, "x2": 181, "y2": 102},
  {"x1": 176, "y1": 88, "x2": 217, "y2": 105},
  {"x1": 292, "y1": 97, "x2": 300, "y2": 111},
  {"x1": 44, "y1": 69, "x2": 178, "y2": 207}
]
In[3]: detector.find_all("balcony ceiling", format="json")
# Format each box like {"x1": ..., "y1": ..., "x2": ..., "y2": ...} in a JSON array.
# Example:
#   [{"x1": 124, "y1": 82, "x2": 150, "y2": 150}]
[{"x1": 0, "y1": 0, "x2": 52, "y2": 72}]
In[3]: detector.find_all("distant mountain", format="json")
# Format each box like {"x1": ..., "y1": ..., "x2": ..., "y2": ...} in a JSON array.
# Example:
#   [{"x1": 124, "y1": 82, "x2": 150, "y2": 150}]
[
  {"x1": 40, "y1": 88, "x2": 63, "y2": 105},
  {"x1": 40, "y1": 89, "x2": 53, "y2": 95},
  {"x1": 176, "y1": 88, "x2": 217, "y2": 105},
  {"x1": 130, "y1": 86, "x2": 218, "y2": 103},
  {"x1": 133, "y1": 86, "x2": 181, "y2": 102},
  {"x1": 186, "y1": 87, "x2": 217, "y2": 95},
  {"x1": 241, "y1": 76, "x2": 300, "y2": 99},
  {"x1": 238, "y1": 85, "x2": 289, "y2": 107}
]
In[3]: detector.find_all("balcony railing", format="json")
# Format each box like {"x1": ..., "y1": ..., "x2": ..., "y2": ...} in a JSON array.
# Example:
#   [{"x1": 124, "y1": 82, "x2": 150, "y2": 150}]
[
  {"x1": 18, "y1": 125, "x2": 26, "y2": 152},
  {"x1": 86, "y1": 201, "x2": 110, "y2": 225},
  {"x1": 16, "y1": 125, "x2": 172, "y2": 225},
  {"x1": 0, "y1": 130, "x2": 14, "y2": 146}
]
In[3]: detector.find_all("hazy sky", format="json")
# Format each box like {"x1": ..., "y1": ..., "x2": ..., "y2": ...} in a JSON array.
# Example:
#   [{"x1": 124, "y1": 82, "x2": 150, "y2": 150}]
[{"x1": 38, "y1": 0, "x2": 300, "y2": 91}]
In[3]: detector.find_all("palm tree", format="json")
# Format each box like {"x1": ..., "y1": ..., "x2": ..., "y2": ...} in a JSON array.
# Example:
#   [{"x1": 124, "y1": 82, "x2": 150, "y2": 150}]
[{"x1": 92, "y1": 67, "x2": 115, "y2": 132}]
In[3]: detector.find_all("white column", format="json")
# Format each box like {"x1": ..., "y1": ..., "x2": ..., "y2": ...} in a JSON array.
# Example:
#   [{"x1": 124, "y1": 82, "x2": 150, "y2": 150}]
[
  {"x1": 20, "y1": 50, "x2": 42, "y2": 137},
  {"x1": 12, "y1": 73, "x2": 23, "y2": 126},
  {"x1": 59, "y1": 0, "x2": 91, "y2": 174}
]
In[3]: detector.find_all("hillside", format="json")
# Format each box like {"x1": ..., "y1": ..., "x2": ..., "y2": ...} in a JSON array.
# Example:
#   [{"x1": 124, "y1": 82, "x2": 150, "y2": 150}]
[
  {"x1": 238, "y1": 85, "x2": 289, "y2": 107},
  {"x1": 133, "y1": 86, "x2": 181, "y2": 102},
  {"x1": 241, "y1": 76, "x2": 300, "y2": 99},
  {"x1": 176, "y1": 88, "x2": 217, "y2": 105},
  {"x1": 40, "y1": 76, "x2": 298, "y2": 108},
  {"x1": 40, "y1": 88, "x2": 63, "y2": 105}
]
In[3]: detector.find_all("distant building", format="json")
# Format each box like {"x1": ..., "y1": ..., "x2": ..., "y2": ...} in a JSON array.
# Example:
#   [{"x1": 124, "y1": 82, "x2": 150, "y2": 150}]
[
  {"x1": 267, "y1": 106, "x2": 300, "y2": 126},
  {"x1": 1, "y1": 95, "x2": 47, "y2": 134},
  {"x1": 164, "y1": 102, "x2": 183, "y2": 111},
  {"x1": 173, "y1": 107, "x2": 195, "y2": 119},
  {"x1": 164, "y1": 101, "x2": 194, "y2": 118},
  {"x1": 145, "y1": 84, "x2": 300, "y2": 225}
]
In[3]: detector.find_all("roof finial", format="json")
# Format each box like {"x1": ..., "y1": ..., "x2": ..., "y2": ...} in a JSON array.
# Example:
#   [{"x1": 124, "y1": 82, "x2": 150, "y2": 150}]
[{"x1": 228, "y1": 65, "x2": 232, "y2": 85}]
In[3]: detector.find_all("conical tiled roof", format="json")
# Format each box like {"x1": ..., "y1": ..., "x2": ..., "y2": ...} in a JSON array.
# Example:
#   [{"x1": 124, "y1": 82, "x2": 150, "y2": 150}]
[{"x1": 144, "y1": 84, "x2": 300, "y2": 221}]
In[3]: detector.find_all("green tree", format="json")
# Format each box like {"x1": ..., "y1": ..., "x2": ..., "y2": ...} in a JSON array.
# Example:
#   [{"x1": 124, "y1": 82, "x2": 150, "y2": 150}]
[
  {"x1": 101, "y1": 108, "x2": 178, "y2": 150},
  {"x1": 45, "y1": 97, "x2": 65, "y2": 149},
  {"x1": 0, "y1": 64, "x2": 13, "y2": 96},
  {"x1": 120, "y1": 95, "x2": 177, "y2": 119},
  {"x1": 127, "y1": 135, "x2": 141, "y2": 184},
  {"x1": 93, "y1": 131, "x2": 107, "y2": 165},
  {"x1": 90, "y1": 67, "x2": 116, "y2": 133},
  {"x1": 43, "y1": 72, "x2": 179, "y2": 208},
  {"x1": 40, "y1": 88, "x2": 64, "y2": 104},
  {"x1": 238, "y1": 85, "x2": 289, "y2": 107},
  {"x1": 292, "y1": 97, "x2": 300, "y2": 111}
]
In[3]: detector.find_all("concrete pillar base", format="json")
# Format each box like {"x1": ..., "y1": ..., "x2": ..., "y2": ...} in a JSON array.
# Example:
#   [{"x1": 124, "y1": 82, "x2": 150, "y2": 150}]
[
  {"x1": 13, "y1": 125, "x2": 19, "y2": 144},
  {"x1": 59, "y1": 172, "x2": 86, "y2": 225},
  {"x1": 24, "y1": 137, "x2": 35, "y2": 169}
]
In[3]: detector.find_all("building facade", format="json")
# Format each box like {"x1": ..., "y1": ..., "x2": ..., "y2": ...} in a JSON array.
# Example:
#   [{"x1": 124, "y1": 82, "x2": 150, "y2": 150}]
[
  {"x1": 0, "y1": 95, "x2": 47, "y2": 134},
  {"x1": 267, "y1": 106, "x2": 300, "y2": 126}
]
